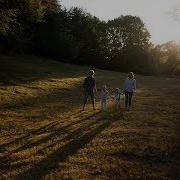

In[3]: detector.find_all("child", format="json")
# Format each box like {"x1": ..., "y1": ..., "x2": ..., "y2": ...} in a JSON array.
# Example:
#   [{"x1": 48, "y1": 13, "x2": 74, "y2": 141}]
[
  {"x1": 113, "y1": 88, "x2": 124, "y2": 110},
  {"x1": 100, "y1": 85, "x2": 109, "y2": 111}
]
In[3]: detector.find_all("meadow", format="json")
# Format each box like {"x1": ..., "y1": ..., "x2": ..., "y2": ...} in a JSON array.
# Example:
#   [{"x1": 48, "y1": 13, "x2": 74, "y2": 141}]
[{"x1": 0, "y1": 56, "x2": 180, "y2": 179}]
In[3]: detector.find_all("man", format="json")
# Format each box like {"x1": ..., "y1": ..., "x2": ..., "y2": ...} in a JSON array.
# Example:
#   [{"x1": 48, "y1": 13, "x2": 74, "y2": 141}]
[{"x1": 82, "y1": 70, "x2": 97, "y2": 111}]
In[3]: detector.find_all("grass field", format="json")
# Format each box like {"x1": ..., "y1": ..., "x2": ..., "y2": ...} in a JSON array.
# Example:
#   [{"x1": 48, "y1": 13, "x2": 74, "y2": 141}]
[{"x1": 0, "y1": 56, "x2": 180, "y2": 179}]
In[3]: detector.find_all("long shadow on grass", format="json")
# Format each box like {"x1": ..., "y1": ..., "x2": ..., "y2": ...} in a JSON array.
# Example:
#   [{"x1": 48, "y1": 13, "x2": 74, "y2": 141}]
[
  {"x1": 0, "y1": 121, "x2": 58, "y2": 151},
  {"x1": 0, "y1": 83, "x2": 84, "y2": 148},
  {"x1": 0, "y1": 112, "x2": 101, "y2": 172},
  {"x1": 1, "y1": 86, "x2": 89, "y2": 146},
  {"x1": 0, "y1": 112, "x2": 102, "y2": 175},
  {"x1": 15, "y1": 114, "x2": 119, "y2": 179},
  {"x1": 8, "y1": 112, "x2": 100, "y2": 155}
]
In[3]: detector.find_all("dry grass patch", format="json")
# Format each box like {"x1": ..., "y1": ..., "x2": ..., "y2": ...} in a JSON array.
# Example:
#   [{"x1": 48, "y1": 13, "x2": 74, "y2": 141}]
[{"x1": 0, "y1": 56, "x2": 180, "y2": 179}]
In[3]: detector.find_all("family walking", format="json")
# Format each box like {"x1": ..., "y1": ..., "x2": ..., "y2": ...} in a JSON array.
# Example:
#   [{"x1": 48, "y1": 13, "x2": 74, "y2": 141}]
[{"x1": 82, "y1": 70, "x2": 136, "y2": 112}]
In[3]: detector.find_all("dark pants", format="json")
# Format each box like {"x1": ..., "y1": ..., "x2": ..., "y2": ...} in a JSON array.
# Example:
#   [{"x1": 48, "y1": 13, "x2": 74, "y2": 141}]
[
  {"x1": 125, "y1": 91, "x2": 133, "y2": 108},
  {"x1": 83, "y1": 90, "x2": 95, "y2": 107}
]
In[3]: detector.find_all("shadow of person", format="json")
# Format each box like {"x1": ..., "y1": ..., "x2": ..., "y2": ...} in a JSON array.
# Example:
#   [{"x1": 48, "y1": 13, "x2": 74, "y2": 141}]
[{"x1": 15, "y1": 113, "x2": 120, "y2": 179}]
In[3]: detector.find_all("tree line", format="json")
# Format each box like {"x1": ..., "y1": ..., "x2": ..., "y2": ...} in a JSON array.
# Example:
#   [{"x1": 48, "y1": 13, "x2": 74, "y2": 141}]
[{"x1": 0, "y1": 0, "x2": 180, "y2": 75}]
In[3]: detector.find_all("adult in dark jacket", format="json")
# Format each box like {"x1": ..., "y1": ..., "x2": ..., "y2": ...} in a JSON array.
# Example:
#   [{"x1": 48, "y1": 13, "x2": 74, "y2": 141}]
[{"x1": 82, "y1": 70, "x2": 97, "y2": 111}]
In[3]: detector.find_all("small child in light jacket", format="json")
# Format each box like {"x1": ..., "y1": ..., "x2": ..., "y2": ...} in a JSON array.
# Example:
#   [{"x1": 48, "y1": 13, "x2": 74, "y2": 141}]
[
  {"x1": 113, "y1": 88, "x2": 124, "y2": 110},
  {"x1": 100, "y1": 85, "x2": 109, "y2": 111}
]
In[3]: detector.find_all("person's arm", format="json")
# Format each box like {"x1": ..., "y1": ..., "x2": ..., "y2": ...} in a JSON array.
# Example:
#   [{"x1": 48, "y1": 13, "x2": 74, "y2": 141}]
[
  {"x1": 133, "y1": 79, "x2": 136, "y2": 92},
  {"x1": 120, "y1": 90, "x2": 124, "y2": 95},
  {"x1": 123, "y1": 79, "x2": 127, "y2": 93},
  {"x1": 111, "y1": 95, "x2": 114, "y2": 99},
  {"x1": 99, "y1": 90, "x2": 102, "y2": 98}
]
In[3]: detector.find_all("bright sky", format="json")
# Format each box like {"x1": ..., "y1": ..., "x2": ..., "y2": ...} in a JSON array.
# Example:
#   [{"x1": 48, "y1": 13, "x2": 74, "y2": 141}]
[{"x1": 60, "y1": 0, "x2": 180, "y2": 44}]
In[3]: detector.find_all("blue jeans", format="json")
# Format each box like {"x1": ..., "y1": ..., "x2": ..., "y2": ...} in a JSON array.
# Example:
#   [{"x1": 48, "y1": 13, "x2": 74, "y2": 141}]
[
  {"x1": 125, "y1": 91, "x2": 133, "y2": 108},
  {"x1": 83, "y1": 90, "x2": 95, "y2": 108}
]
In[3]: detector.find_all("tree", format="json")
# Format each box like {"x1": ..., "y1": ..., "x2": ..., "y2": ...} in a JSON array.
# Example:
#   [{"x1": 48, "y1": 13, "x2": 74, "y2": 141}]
[
  {"x1": 154, "y1": 41, "x2": 180, "y2": 74},
  {"x1": 2, "y1": 1, "x2": 179, "y2": 75},
  {"x1": 0, "y1": 0, "x2": 61, "y2": 54},
  {"x1": 65, "y1": 7, "x2": 104, "y2": 65},
  {"x1": 104, "y1": 15, "x2": 151, "y2": 73}
]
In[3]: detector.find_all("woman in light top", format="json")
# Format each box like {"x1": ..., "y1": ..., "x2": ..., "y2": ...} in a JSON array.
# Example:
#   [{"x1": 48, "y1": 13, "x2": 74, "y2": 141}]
[{"x1": 124, "y1": 72, "x2": 136, "y2": 111}]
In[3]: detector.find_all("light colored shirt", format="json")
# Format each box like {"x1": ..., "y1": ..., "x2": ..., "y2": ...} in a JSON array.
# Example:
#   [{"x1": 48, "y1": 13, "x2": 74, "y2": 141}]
[
  {"x1": 114, "y1": 90, "x2": 123, "y2": 101},
  {"x1": 124, "y1": 78, "x2": 136, "y2": 92},
  {"x1": 114, "y1": 92, "x2": 120, "y2": 101},
  {"x1": 100, "y1": 89, "x2": 109, "y2": 100}
]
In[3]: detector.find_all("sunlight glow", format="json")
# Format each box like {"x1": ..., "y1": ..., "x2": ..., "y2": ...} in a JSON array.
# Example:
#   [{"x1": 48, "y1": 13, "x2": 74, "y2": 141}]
[{"x1": 61, "y1": 0, "x2": 180, "y2": 44}]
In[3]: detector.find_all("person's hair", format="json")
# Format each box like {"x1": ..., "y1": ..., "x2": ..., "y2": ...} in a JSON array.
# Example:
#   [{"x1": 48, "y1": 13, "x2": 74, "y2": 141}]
[
  {"x1": 115, "y1": 88, "x2": 120, "y2": 93},
  {"x1": 127, "y1": 72, "x2": 134, "y2": 79},
  {"x1": 102, "y1": 85, "x2": 107, "y2": 90},
  {"x1": 88, "y1": 70, "x2": 95, "y2": 77}
]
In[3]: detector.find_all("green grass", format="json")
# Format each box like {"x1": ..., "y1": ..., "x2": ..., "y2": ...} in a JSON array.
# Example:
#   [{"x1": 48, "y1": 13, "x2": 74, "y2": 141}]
[{"x1": 0, "y1": 55, "x2": 180, "y2": 179}]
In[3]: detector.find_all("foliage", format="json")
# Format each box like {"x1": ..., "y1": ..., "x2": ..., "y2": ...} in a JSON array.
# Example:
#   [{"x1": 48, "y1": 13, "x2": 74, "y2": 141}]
[
  {"x1": 0, "y1": 0, "x2": 179, "y2": 75},
  {"x1": 152, "y1": 41, "x2": 180, "y2": 74},
  {"x1": 103, "y1": 16, "x2": 152, "y2": 73}
]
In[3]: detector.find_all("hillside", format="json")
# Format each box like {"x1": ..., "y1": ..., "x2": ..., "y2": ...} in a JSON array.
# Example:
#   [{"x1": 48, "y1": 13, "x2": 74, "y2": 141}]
[{"x1": 0, "y1": 56, "x2": 180, "y2": 179}]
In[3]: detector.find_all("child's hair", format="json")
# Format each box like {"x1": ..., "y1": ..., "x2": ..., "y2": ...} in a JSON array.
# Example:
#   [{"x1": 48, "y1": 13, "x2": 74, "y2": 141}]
[
  {"x1": 102, "y1": 85, "x2": 107, "y2": 90},
  {"x1": 115, "y1": 88, "x2": 120, "y2": 93},
  {"x1": 88, "y1": 70, "x2": 95, "y2": 76},
  {"x1": 127, "y1": 72, "x2": 134, "y2": 79}
]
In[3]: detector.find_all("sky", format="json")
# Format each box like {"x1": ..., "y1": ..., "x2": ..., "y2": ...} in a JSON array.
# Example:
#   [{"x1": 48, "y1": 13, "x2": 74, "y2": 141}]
[{"x1": 60, "y1": 0, "x2": 180, "y2": 44}]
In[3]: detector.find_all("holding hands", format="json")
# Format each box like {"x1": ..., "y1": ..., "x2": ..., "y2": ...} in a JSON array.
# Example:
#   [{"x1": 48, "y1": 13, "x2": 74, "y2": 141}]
[{"x1": 99, "y1": 85, "x2": 124, "y2": 111}]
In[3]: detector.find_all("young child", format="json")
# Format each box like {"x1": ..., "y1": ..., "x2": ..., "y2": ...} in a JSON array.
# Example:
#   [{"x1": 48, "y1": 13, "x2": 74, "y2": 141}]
[
  {"x1": 113, "y1": 88, "x2": 123, "y2": 110},
  {"x1": 100, "y1": 85, "x2": 109, "y2": 111}
]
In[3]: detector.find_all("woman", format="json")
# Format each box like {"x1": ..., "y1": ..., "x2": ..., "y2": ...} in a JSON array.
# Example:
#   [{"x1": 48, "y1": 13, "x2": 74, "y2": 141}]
[{"x1": 124, "y1": 72, "x2": 136, "y2": 111}]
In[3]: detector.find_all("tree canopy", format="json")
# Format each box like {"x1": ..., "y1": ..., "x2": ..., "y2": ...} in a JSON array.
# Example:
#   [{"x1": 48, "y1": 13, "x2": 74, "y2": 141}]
[{"x1": 0, "y1": 0, "x2": 179, "y2": 75}]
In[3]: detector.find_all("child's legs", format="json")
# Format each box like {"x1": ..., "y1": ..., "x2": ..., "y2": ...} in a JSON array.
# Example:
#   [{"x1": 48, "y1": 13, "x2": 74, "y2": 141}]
[
  {"x1": 101, "y1": 100, "x2": 107, "y2": 111},
  {"x1": 101, "y1": 100, "x2": 103, "y2": 110},
  {"x1": 114, "y1": 100, "x2": 119, "y2": 110},
  {"x1": 117, "y1": 100, "x2": 120, "y2": 109},
  {"x1": 104, "y1": 100, "x2": 107, "y2": 110}
]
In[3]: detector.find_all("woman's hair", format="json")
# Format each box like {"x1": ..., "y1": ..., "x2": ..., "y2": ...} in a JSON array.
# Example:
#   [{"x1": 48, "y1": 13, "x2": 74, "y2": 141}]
[
  {"x1": 88, "y1": 70, "x2": 95, "y2": 76},
  {"x1": 127, "y1": 72, "x2": 134, "y2": 79}
]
